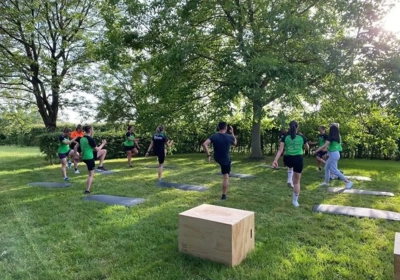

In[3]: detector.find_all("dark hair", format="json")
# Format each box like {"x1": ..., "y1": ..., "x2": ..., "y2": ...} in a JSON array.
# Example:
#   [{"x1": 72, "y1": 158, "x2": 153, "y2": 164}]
[
  {"x1": 319, "y1": 126, "x2": 326, "y2": 131},
  {"x1": 217, "y1": 121, "x2": 227, "y2": 131},
  {"x1": 76, "y1": 124, "x2": 82, "y2": 130},
  {"x1": 156, "y1": 125, "x2": 164, "y2": 133},
  {"x1": 83, "y1": 125, "x2": 92, "y2": 133},
  {"x1": 63, "y1": 128, "x2": 72, "y2": 133},
  {"x1": 127, "y1": 125, "x2": 132, "y2": 130},
  {"x1": 288, "y1": 120, "x2": 298, "y2": 140},
  {"x1": 329, "y1": 125, "x2": 340, "y2": 142}
]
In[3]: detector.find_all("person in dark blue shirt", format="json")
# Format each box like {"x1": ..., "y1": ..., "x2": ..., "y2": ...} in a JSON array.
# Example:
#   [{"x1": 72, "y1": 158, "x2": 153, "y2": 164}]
[
  {"x1": 145, "y1": 125, "x2": 173, "y2": 181},
  {"x1": 203, "y1": 121, "x2": 237, "y2": 200}
]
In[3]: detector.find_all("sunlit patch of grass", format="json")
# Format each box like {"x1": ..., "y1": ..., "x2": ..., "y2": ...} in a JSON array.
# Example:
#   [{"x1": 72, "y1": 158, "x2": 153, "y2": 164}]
[{"x1": 0, "y1": 146, "x2": 399, "y2": 279}]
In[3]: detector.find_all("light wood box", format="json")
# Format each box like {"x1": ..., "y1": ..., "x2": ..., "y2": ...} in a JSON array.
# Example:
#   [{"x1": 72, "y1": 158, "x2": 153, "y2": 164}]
[
  {"x1": 394, "y1": 232, "x2": 400, "y2": 279},
  {"x1": 178, "y1": 204, "x2": 255, "y2": 266}
]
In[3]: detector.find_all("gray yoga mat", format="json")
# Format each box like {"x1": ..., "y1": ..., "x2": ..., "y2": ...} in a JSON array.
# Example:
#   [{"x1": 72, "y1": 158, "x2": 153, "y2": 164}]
[
  {"x1": 327, "y1": 187, "x2": 394, "y2": 197},
  {"x1": 258, "y1": 165, "x2": 287, "y2": 170},
  {"x1": 157, "y1": 181, "x2": 208, "y2": 192},
  {"x1": 83, "y1": 195, "x2": 146, "y2": 207},
  {"x1": 28, "y1": 182, "x2": 71, "y2": 188},
  {"x1": 144, "y1": 166, "x2": 177, "y2": 169},
  {"x1": 94, "y1": 170, "x2": 118, "y2": 174},
  {"x1": 313, "y1": 204, "x2": 400, "y2": 221},
  {"x1": 215, "y1": 173, "x2": 256, "y2": 179},
  {"x1": 346, "y1": 176, "x2": 372, "y2": 181}
]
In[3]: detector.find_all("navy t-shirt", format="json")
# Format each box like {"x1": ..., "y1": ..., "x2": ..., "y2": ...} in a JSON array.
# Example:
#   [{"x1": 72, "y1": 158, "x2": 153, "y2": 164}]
[
  {"x1": 209, "y1": 133, "x2": 235, "y2": 166},
  {"x1": 153, "y1": 133, "x2": 167, "y2": 154}
]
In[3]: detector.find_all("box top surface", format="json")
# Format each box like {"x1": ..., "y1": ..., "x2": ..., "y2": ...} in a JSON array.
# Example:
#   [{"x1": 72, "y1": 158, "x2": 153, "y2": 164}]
[
  {"x1": 179, "y1": 204, "x2": 254, "y2": 225},
  {"x1": 394, "y1": 232, "x2": 400, "y2": 254}
]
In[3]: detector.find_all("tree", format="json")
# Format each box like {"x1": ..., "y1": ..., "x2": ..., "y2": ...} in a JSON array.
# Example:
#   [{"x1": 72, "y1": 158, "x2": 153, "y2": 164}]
[{"x1": 0, "y1": 0, "x2": 101, "y2": 131}]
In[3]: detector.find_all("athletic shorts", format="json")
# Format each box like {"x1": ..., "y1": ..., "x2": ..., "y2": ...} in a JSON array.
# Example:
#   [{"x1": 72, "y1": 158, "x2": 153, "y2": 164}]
[
  {"x1": 157, "y1": 152, "x2": 165, "y2": 164},
  {"x1": 83, "y1": 159, "x2": 95, "y2": 171},
  {"x1": 316, "y1": 151, "x2": 327, "y2": 158},
  {"x1": 218, "y1": 162, "x2": 231, "y2": 175},
  {"x1": 93, "y1": 151, "x2": 97, "y2": 162},
  {"x1": 283, "y1": 155, "x2": 303, "y2": 173},
  {"x1": 124, "y1": 145, "x2": 136, "y2": 152},
  {"x1": 58, "y1": 150, "x2": 71, "y2": 159}
]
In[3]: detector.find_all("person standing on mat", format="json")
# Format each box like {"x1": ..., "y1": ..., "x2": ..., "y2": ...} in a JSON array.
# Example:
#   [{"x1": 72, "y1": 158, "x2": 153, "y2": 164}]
[
  {"x1": 316, "y1": 124, "x2": 353, "y2": 189},
  {"x1": 58, "y1": 128, "x2": 79, "y2": 181},
  {"x1": 124, "y1": 125, "x2": 139, "y2": 167},
  {"x1": 308, "y1": 126, "x2": 328, "y2": 171},
  {"x1": 272, "y1": 120, "x2": 309, "y2": 207},
  {"x1": 78, "y1": 125, "x2": 108, "y2": 194},
  {"x1": 202, "y1": 121, "x2": 237, "y2": 201},
  {"x1": 145, "y1": 125, "x2": 173, "y2": 182}
]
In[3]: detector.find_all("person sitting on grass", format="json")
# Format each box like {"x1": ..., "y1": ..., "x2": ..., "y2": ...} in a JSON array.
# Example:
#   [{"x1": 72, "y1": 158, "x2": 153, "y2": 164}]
[{"x1": 202, "y1": 122, "x2": 237, "y2": 201}]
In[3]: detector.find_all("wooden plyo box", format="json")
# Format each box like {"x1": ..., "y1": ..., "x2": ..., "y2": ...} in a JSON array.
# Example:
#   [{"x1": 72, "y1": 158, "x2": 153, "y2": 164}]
[
  {"x1": 394, "y1": 232, "x2": 400, "y2": 279},
  {"x1": 178, "y1": 204, "x2": 255, "y2": 266}
]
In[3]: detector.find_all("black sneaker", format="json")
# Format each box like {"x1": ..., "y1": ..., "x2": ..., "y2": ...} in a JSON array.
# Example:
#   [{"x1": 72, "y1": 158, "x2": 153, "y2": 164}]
[
  {"x1": 221, "y1": 194, "x2": 227, "y2": 200},
  {"x1": 84, "y1": 190, "x2": 91, "y2": 194},
  {"x1": 318, "y1": 167, "x2": 322, "y2": 171},
  {"x1": 97, "y1": 166, "x2": 108, "y2": 171}
]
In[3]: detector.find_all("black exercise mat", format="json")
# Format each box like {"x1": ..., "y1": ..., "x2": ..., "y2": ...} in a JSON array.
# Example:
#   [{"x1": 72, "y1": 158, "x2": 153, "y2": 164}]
[
  {"x1": 157, "y1": 181, "x2": 208, "y2": 192},
  {"x1": 215, "y1": 173, "x2": 256, "y2": 179},
  {"x1": 144, "y1": 166, "x2": 177, "y2": 169},
  {"x1": 28, "y1": 182, "x2": 71, "y2": 188},
  {"x1": 83, "y1": 195, "x2": 145, "y2": 207},
  {"x1": 94, "y1": 170, "x2": 118, "y2": 174}
]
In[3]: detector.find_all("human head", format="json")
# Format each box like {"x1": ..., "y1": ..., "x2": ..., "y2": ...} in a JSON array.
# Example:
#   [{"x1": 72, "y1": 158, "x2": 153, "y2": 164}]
[
  {"x1": 217, "y1": 121, "x2": 227, "y2": 133},
  {"x1": 76, "y1": 124, "x2": 83, "y2": 132},
  {"x1": 63, "y1": 128, "x2": 72, "y2": 136},
  {"x1": 156, "y1": 125, "x2": 165, "y2": 134},
  {"x1": 318, "y1": 126, "x2": 326, "y2": 134},
  {"x1": 329, "y1": 124, "x2": 340, "y2": 142},
  {"x1": 288, "y1": 120, "x2": 298, "y2": 139},
  {"x1": 330, "y1": 122, "x2": 340, "y2": 128},
  {"x1": 83, "y1": 125, "x2": 93, "y2": 136},
  {"x1": 127, "y1": 125, "x2": 133, "y2": 132}
]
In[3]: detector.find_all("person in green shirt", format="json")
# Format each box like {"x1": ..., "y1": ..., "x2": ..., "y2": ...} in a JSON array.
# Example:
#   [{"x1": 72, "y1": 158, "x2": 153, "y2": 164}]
[
  {"x1": 308, "y1": 126, "x2": 328, "y2": 171},
  {"x1": 272, "y1": 120, "x2": 309, "y2": 207},
  {"x1": 124, "y1": 125, "x2": 139, "y2": 167},
  {"x1": 315, "y1": 124, "x2": 353, "y2": 189},
  {"x1": 58, "y1": 128, "x2": 79, "y2": 181}
]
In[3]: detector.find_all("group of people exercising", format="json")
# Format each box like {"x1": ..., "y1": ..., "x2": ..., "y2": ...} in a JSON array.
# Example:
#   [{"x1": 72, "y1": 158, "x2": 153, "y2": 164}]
[
  {"x1": 57, "y1": 124, "x2": 172, "y2": 194},
  {"x1": 57, "y1": 121, "x2": 353, "y2": 206}
]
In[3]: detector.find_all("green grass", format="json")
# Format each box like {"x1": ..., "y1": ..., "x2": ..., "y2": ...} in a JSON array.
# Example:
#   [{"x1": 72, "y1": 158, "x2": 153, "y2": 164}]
[{"x1": 0, "y1": 146, "x2": 399, "y2": 280}]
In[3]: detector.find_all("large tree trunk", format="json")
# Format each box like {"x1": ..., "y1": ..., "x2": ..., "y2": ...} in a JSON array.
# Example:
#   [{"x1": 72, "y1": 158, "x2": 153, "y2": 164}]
[
  {"x1": 32, "y1": 82, "x2": 58, "y2": 132},
  {"x1": 250, "y1": 100, "x2": 263, "y2": 158}
]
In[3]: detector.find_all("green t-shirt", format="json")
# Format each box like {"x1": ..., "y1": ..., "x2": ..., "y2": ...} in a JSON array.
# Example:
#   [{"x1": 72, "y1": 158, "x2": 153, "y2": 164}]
[
  {"x1": 58, "y1": 134, "x2": 70, "y2": 154},
  {"x1": 124, "y1": 132, "x2": 135, "y2": 147},
  {"x1": 318, "y1": 134, "x2": 328, "y2": 147},
  {"x1": 80, "y1": 136, "x2": 96, "y2": 160},
  {"x1": 282, "y1": 134, "x2": 307, "y2": 156},
  {"x1": 328, "y1": 136, "x2": 342, "y2": 152}
]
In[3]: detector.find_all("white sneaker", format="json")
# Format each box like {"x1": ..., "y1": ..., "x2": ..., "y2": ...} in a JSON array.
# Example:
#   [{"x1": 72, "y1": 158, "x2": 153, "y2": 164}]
[
  {"x1": 287, "y1": 181, "x2": 294, "y2": 188},
  {"x1": 74, "y1": 170, "x2": 80, "y2": 174},
  {"x1": 346, "y1": 181, "x2": 353, "y2": 189},
  {"x1": 292, "y1": 201, "x2": 300, "y2": 207},
  {"x1": 319, "y1": 182, "x2": 329, "y2": 187}
]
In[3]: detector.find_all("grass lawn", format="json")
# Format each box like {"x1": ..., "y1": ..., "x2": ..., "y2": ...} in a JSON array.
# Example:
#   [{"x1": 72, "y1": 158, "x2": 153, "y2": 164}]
[{"x1": 0, "y1": 146, "x2": 399, "y2": 280}]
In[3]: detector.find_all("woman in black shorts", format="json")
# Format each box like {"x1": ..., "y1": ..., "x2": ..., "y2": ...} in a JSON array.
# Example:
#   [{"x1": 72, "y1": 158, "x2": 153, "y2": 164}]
[
  {"x1": 272, "y1": 121, "x2": 309, "y2": 207},
  {"x1": 123, "y1": 125, "x2": 139, "y2": 167},
  {"x1": 145, "y1": 125, "x2": 173, "y2": 181}
]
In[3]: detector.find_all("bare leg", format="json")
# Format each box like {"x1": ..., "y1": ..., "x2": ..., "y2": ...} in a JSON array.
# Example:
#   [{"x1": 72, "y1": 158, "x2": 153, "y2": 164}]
[
  {"x1": 61, "y1": 158, "x2": 67, "y2": 178},
  {"x1": 96, "y1": 149, "x2": 107, "y2": 167},
  {"x1": 69, "y1": 150, "x2": 78, "y2": 170},
  {"x1": 86, "y1": 170, "x2": 94, "y2": 192},
  {"x1": 127, "y1": 151, "x2": 132, "y2": 166},
  {"x1": 158, "y1": 163, "x2": 163, "y2": 180},
  {"x1": 222, "y1": 174, "x2": 229, "y2": 195}
]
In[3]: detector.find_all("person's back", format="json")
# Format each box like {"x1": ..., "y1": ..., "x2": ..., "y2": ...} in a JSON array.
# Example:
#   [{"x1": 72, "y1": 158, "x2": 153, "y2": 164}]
[
  {"x1": 81, "y1": 136, "x2": 94, "y2": 160},
  {"x1": 153, "y1": 133, "x2": 167, "y2": 154},
  {"x1": 210, "y1": 132, "x2": 234, "y2": 165}
]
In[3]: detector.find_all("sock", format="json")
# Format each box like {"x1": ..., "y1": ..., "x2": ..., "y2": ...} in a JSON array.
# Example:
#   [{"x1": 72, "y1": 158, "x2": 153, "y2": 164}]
[
  {"x1": 287, "y1": 170, "x2": 293, "y2": 182},
  {"x1": 293, "y1": 192, "x2": 299, "y2": 202}
]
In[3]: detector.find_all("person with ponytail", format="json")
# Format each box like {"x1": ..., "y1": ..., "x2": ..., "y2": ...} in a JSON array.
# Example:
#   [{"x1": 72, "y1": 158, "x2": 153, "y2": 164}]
[
  {"x1": 58, "y1": 128, "x2": 79, "y2": 181},
  {"x1": 316, "y1": 123, "x2": 353, "y2": 189},
  {"x1": 124, "y1": 125, "x2": 139, "y2": 167},
  {"x1": 145, "y1": 125, "x2": 173, "y2": 181},
  {"x1": 272, "y1": 121, "x2": 309, "y2": 207}
]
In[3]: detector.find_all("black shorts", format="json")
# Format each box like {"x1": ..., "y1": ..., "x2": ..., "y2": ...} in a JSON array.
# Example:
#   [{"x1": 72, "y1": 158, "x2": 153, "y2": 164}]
[
  {"x1": 124, "y1": 145, "x2": 136, "y2": 152},
  {"x1": 157, "y1": 152, "x2": 165, "y2": 164},
  {"x1": 283, "y1": 155, "x2": 303, "y2": 173},
  {"x1": 316, "y1": 151, "x2": 327, "y2": 158},
  {"x1": 83, "y1": 159, "x2": 95, "y2": 171},
  {"x1": 218, "y1": 162, "x2": 231, "y2": 175},
  {"x1": 93, "y1": 151, "x2": 97, "y2": 161}
]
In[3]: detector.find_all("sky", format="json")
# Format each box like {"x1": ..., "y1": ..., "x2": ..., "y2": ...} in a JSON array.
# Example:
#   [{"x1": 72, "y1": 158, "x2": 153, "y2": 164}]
[{"x1": 59, "y1": 2, "x2": 400, "y2": 124}]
